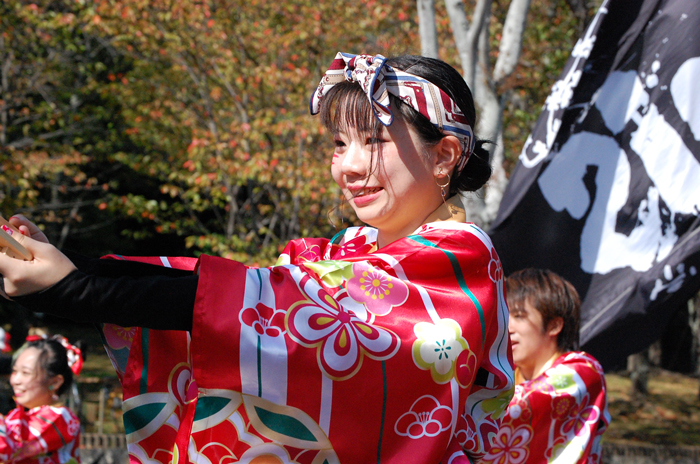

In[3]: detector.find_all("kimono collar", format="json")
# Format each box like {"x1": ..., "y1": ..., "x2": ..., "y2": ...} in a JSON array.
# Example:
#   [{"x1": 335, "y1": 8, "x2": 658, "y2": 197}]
[{"x1": 423, "y1": 196, "x2": 467, "y2": 225}]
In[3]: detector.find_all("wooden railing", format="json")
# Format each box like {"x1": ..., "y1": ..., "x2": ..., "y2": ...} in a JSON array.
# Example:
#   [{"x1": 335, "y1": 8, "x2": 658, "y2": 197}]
[{"x1": 80, "y1": 433, "x2": 128, "y2": 450}]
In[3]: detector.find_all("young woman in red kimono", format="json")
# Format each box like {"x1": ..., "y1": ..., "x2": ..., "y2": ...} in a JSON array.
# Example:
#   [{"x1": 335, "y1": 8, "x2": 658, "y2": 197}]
[
  {"x1": 482, "y1": 269, "x2": 610, "y2": 464},
  {"x1": 0, "y1": 53, "x2": 514, "y2": 464},
  {"x1": 1, "y1": 337, "x2": 81, "y2": 464}
]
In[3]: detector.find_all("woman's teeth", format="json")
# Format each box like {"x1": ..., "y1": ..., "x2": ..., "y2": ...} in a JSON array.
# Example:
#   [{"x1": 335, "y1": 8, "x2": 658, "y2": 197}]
[{"x1": 358, "y1": 187, "x2": 381, "y2": 196}]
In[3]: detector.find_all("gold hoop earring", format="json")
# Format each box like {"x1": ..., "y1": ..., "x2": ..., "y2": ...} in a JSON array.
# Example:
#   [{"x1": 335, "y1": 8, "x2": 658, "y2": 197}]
[{"x1": 435, "y1": 173, "x2": 450, "y2": 199}]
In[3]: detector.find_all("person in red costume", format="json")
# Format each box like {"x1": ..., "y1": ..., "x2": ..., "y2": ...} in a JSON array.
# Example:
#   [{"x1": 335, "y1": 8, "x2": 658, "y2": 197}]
[
  {"x1": 0, "y1": 53, "x2": 514, "y2": 463},
  {"x1": 482, "y1": 268, "x2": 610, "y2": 464},
  {"x1": 1, "y1": 337, "x2": 82, "y2": 464}
]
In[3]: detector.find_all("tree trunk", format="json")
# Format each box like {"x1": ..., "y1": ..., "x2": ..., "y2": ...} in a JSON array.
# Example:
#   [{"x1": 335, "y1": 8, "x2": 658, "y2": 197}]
[
  {"x1": 436, "y1": 0, "x2": 532, "y2": 227},
  {"x1": 493, "y1": 0, "x2": 532, "y2": 83},
  {"x1": 1, "y1": 38, "x2": 10, "y2": 148},
  {"x1": 417, "y1": 0, "x2": 439, "y2": 58}
]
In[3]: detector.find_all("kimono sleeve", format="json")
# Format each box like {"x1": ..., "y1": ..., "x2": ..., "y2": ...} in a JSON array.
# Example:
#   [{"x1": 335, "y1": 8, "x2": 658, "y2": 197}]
[
  {"x1": 442, "y1": 228, "x2": 514, "y2": 460},
  {"x1": 558, "y1": 353, "x2": 610, "y2": 463}
]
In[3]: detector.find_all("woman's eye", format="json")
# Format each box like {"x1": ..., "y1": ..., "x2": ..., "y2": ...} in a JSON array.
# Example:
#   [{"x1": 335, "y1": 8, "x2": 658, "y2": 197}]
[
  {"x1": 334, "y1": 140, "x2": 346, "y2": 148},
  {"x1": 366, "y1": 137, "x2": 384, "y2": 145}
]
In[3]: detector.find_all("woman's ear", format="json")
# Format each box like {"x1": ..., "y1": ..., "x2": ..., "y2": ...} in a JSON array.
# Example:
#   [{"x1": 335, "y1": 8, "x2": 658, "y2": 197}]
[
  {"x1": 49, "y1": 375, "x2": 64, "y2": 393},
  {"x1": 432, "y1": 135, "x2": 462, "y2": 177}
]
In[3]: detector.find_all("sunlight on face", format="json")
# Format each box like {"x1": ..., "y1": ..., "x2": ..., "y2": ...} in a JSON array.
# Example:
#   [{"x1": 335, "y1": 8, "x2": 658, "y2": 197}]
[
  {"x1": 330, "y1": 116, "x2": 442, "y2": 247},
  {"x1": 10, "y1": 347, "x2": 54, "y2": 409},
  {"x1": 508, "y1": 301, "x2": 555, "y2": 378}
]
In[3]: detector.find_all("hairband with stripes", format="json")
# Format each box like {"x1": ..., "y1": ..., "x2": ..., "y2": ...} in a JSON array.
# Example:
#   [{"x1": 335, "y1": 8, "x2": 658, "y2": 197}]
[{"x1": 310, "y1": 52, "x2": 475, "y2": 173}]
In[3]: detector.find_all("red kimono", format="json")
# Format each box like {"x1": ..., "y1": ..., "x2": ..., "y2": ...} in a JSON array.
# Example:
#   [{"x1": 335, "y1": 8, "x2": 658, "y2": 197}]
[
  {"x1": 101, "y1": 221, "x2": 514, "y2": 463},
  {"x1": 0, "y1": 405, "x2": 80, "y2": 464},
  {"x1": 481, "y1": 352, "x2": 610, "y2": 464}
]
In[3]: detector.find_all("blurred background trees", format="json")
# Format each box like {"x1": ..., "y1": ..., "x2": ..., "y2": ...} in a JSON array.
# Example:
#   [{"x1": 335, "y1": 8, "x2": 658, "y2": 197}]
[{"x1": 1, "y1": 0, "x2": 588, "y2": 333}]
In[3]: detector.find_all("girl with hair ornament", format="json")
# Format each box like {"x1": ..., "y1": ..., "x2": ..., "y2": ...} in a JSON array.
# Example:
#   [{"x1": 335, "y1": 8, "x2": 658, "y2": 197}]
[
  {"x1": 0, "y1": 53, "x2": 513, "y2": 463},
  {"x1": 1, "y1": 337, "x2": 82, "y2": 464}
]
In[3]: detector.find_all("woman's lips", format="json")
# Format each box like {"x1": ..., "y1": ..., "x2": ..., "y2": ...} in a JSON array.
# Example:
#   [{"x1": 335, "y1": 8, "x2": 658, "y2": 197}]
[{"x1": 350, "y1": 187, "x2": 383, "y2": 206}]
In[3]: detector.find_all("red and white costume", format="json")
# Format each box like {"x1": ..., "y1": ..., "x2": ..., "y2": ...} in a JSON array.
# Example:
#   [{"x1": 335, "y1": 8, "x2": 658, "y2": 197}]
[
  {"x1": 0, "y1": 404, "x2": 80, "y2": 464},
  {"x1": 482, "y1": 351, "x2": 610, "y2": 464}
]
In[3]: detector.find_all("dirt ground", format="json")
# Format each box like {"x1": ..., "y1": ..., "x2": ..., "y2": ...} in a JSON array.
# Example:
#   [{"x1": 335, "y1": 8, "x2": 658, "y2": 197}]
[{"x1": 605, "y1": 369, "x2": 700, "y2": 446}]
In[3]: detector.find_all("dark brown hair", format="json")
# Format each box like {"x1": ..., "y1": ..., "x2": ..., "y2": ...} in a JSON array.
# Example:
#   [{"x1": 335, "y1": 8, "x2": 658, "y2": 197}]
[
  {"x1": 13, "y1": 338, "x2": 73, "y2": 396},
  {"x1": 317, "y1": 55, "x2": 492, "y2": 194},
  {"x1": 506, "y1": 268, "x2": 580, "y2": 352}
]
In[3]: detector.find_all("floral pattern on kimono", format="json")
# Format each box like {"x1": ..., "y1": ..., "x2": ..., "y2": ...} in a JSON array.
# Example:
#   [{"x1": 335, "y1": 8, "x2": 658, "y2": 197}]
[
  {"x1": 0, "y1": 405, "x2": 80, "y2": 464},
  {"x1": 481, "y1": 352, "x2": 610, "y2": 464},
  {"x1": 101, "y1": 222, "x2": 514, "y2": 464}
]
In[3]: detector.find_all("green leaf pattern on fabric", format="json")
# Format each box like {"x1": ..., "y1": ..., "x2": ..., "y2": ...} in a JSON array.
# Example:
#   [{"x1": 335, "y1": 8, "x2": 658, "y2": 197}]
[{"x1": 303, "y1": 260, "x2": 355, "y2": 288}]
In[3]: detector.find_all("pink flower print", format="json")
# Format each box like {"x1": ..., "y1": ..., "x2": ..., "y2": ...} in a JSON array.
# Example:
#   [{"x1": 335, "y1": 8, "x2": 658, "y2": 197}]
[
  {"x1": 346, "y1": 262, "x2": 408, "y2": 316},
  {"x1": 551, "y1": 393, "x2": 577, "y2": 420},
  {"x1": 482, "y1": 424, "x2": 532, "y2": 464},
  {"x1": 103, "y1": 324, "x2": 136, "y2": 350},
  {"x1": 488, "y1": 247, "x2": 503, "y2": 283},
  {"x1": 240, "y1": 303, "x2": 286, "y2": 337},
  {"x1": 287, "y1": 279, "x2": 400, "y2": 380},
  {"x1": 529, "y1": 377, "x2": 555, "y2": 394},
  {"x1": 395, "y1": 395, "x2": 452, "y2": 438},
  {"x1": 561, "y1": 402, "x2": 600, "y2": 437}
]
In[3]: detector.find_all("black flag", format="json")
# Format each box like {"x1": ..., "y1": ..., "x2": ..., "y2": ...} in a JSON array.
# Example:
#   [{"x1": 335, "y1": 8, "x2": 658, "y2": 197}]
[{"x1": 490, "y1": 0, "x2": 700, "y2": 369}]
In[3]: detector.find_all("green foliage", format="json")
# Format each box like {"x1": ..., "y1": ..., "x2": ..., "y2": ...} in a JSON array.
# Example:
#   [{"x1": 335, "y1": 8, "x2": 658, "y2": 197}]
[
  {"x1": 0, "y1": 0, "x2": 137, "y2": 251},
  {"x1": 1, "y1": 0, "x2": 583, "y2": 266},
  {"x1": 79, "y1": 0, "x2": 418, "y2": 263}
]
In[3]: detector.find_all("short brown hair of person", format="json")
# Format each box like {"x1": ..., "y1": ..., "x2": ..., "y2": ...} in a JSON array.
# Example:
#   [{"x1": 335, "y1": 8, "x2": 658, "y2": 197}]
[{"x1": 506, "y1": 268, "x2": 581, "y2": 352}]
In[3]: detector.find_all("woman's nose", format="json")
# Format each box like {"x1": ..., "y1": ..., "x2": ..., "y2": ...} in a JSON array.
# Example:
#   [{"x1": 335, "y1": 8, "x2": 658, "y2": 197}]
[{"x1": 341, "y1": 141, "x2": 369, "y2": 176}]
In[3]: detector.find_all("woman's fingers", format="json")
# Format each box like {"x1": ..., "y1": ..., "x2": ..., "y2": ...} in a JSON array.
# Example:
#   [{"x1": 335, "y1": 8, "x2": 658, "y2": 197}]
[
  {"x1": 0, "y1": 232, "x2": 76, "y2": 297},
  {"x1": 9, "y1": 214, "x2": 49, "y2": 243}
]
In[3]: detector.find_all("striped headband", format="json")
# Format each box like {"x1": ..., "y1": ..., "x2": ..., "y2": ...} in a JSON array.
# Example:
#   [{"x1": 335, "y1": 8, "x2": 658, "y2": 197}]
[{"x1": 310, "y1": 52, "x2": 476, "y2": 173}]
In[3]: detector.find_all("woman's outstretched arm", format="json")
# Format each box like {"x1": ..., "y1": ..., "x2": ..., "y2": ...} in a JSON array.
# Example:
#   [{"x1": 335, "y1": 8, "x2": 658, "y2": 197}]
[
  {"x1": 0, "y1": 215, "x2": 196, "y2": 331},
  {"x1": 14, "y1": 264, "x2": 198, "y2": 331}
]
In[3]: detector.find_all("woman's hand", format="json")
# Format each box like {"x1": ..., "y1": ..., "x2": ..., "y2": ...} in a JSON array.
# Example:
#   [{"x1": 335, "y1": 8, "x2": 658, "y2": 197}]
[
  {"x1": 0, "y1": 222, "x2": 76, "y2": 298},
  {"x1": 9, "y1": 214, "x2": 50, "y2": 243}
]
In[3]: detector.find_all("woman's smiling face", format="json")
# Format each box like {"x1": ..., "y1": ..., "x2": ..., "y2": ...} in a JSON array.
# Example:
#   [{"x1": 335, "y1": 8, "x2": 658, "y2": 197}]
[
  {"x1": 331, "y1": 115, "x2": 443, "y2": 247},
  {"x1": 10, "y1": 347, "x2": 54, "y2": 409}
]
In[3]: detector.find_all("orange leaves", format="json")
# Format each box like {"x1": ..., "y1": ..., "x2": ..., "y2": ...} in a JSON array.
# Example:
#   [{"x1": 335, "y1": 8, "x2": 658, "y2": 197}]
[
  {"x1": 24, "y1": 0, "x2": 417, "y2": 258},
  {"x1": 209, "y1": 86, "x2": 222, "y2": 101}
]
